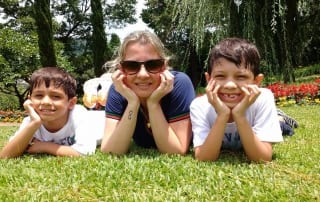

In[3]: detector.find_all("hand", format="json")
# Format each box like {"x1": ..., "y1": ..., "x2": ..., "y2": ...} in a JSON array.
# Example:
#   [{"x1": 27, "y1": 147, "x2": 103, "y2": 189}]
[
  {"x1": 148, "y1": 70, "x2": 174, "y2": 104},
  {"x1": 112, "y1": 69, "x2": 139, "y2": 104},
  {"x1": 26, "y1": 138, "x2": 44, "y2": 154},
  {"x1": 23, "y1": 99, "x2": 41, "y2": 123},
  {"x1": 232, "y1": 84, "x2": 261, "y2": 117},
  {"x1": 206, "y1": 78, "x2": 230, "y2": 117}
]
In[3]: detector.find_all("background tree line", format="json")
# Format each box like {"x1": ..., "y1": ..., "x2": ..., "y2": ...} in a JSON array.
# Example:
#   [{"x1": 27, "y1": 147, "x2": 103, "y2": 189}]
[{"x1": 0, "y1": 0, "x2": 319, "y2": 109}]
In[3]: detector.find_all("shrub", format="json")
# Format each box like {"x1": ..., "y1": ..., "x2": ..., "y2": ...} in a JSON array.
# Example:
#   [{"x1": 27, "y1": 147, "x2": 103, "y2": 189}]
[{"x1": 0, "y1": 93, "x2": 20, "y2": 111}]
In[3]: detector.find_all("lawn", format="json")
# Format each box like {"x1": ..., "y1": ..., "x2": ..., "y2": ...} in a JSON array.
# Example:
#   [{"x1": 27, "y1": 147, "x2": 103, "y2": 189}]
[{"x1": 0, "y1": 105, "x2": 319, "y2": 201}]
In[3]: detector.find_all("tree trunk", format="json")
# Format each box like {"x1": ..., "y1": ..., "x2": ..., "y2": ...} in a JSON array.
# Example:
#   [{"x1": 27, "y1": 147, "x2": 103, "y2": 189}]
[
  {"x1": 91, "y1": 0, "x2": 108, "y2": 77},
  {"x1": 33, "y1": 0, "x2": 57, "y2": 67}
]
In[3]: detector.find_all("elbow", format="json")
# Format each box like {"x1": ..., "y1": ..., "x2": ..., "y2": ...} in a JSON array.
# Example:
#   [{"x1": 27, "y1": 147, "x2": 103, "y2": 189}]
[
  {"x1": 194, "y1": 151, "x2": 219, "y2": 162},
  {"x1": 247, "y1": 154, "x2": 272, "y2": 163},
  {"x1": 100, "y1": 146, "x2": 127, "y2": 155}
]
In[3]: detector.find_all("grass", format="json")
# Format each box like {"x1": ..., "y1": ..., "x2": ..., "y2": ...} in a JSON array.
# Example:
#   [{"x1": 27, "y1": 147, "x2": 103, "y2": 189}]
[{"x1": 0, "y1": 106, "x2": 319, "y2": 201}]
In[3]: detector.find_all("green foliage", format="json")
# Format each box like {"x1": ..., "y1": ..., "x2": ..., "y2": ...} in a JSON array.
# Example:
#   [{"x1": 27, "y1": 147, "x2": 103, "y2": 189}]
[
  {"x1": 0, "y1": 93, "x2": 20, "y2": 111},
  {"x1": 0, "y1": 106, "x2": 319, "y2": 201},
  {"x1": 294, "y1": 64, "x2": 320, "y2": 78}
]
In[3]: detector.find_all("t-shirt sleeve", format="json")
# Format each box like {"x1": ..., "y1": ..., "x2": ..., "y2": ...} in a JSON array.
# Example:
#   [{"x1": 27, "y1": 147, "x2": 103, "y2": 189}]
[
  {"x1": 190, "y1": 95, "x2": 214, "y2": 147},
  {"x1": 163, "y1": 71, "x2": 195, "y2": 122},
  {"x1": 251, "y1": 89, "x2": 283, "y2": 143},
  {"x1": 105, "y1": 84, "x2": 126, "y2": 120}
]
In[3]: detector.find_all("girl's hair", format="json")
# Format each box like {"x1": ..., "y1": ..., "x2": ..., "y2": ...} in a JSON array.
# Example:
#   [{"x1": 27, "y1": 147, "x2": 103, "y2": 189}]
[
  {"x1": 104, "y1": 30, "x2": 171, "y2": 72},
  {"x1": 29, "y1": 67, "x2": 77, "y2": 99},
  {"x1": 207, "y1": 38, "x2": 260, "y2": 77}
]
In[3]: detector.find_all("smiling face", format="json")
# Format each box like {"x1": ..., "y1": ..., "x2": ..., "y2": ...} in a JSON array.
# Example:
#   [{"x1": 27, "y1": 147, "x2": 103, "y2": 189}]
[
  {"x1": 30, "y1": 81, "x2": 76, "y2": 129},
  {"x1": 121, "y1": 42, "x2": 165, "y2": 100},
  {"x1": 208, "y1": 58, "x2": 260, "y2": 108}
]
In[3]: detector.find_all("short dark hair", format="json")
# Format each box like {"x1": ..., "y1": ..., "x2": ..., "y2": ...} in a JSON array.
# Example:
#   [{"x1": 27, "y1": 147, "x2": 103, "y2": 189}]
[
  {"x1": 29, "y1": 67, "x2": 77, "y2": 99},
  {"x1": 207, "y1": 38, "x2": 260, "y2": 77}
]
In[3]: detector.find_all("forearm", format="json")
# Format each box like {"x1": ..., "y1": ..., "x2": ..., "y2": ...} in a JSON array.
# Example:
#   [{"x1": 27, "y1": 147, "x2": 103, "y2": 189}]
[
  {"x1": 101, "y1": 102, "x2": 139, "y2": 154},
  {"x1": 0, "y1": 121, "x2": 40, "y2": 158},
  {"x1": 37, "y1": 142, "x2": 81, "y2": 157},
  {"x1": 148, "y1": 103, "x2": 187, "y2": 154},
  {"x1": 235, "y1": 116, "x2": 272, "y2": 162},
  {"x1": 194, "y1": 115, "x2": 228, "y2": 161}
]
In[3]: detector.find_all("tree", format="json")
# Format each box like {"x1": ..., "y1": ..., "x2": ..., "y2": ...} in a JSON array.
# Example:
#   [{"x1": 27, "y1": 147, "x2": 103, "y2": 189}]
[
  {"x1": 33, "y1": 0, "x2": 57, "y2": 67},
  {"x1": 91, "y1": 0, "x2": 107, "y2": 76},
  {"x1": 0, "y1": 28, "x2": 40, "y2": 109},
  {"x1": 158, "y1": 0, "x2": 320, "y2": 83}
]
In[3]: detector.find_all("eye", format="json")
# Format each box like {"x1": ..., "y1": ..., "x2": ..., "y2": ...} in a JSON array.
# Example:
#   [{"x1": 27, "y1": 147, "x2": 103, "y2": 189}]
[
  {"x1": 214, "y1": 74, "x2": 225, "y2": 79},
  {"x1": 237, "y1": 75, "x2": 248, "y2": 80},
  {"x1": 33, "y1": 94, "x2": 43, "y2": 98}
]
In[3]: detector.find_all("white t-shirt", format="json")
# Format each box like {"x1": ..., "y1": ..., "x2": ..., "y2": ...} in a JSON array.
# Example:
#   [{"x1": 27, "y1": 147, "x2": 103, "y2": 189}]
[
  {"x1": 11, "y1": 105, "x2": 104, "y2": 155},
  {"x1": 190, "y1": 88, "x2": 283, "y2": 150}
]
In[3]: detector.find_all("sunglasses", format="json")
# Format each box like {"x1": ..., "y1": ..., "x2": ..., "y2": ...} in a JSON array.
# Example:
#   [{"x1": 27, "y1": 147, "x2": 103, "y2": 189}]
[{"x1": 120, "y1": 59, "x2": 165, "y2": 75}]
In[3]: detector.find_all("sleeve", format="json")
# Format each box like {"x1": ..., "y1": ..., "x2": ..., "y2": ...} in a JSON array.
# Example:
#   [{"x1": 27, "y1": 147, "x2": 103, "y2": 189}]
[
  {"x1": 105, "y1": 84, "x2": 127, "y2": 120},
  {"x1": 190, "y1": 96, "x2": 215, "y2": 147},
  {"x1": 70, "y1": 105, "x2": 98, "y2": 155},
  {"x1": 163, "y1": 71, "x2": 196, "y2": 122},
  {"x1": 251, "y1": 89, "x2": 283, "y2": 143}
]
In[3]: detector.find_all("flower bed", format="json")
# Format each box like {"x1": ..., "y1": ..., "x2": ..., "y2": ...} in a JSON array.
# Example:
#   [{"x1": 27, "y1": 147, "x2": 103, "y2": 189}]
[
  {"x1": 266, "y1": 78, "x2": 320, "y2": 106},
  {"x1": 0, "y1": 110, "x2": 26, "y2": 123}
]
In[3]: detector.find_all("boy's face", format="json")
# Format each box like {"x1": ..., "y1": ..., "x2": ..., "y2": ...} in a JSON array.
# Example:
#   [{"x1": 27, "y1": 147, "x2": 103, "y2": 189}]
[
  {"x1": 30, "y1": 81, "x2": 76, "y2": 125},
  {"x1": 206, "y1": 58, "x2": 263, "y2": 109}
]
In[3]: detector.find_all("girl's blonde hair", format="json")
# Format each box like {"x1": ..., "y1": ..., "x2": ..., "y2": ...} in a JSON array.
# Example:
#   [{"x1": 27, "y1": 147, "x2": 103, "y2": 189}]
[{"x1": 104, "y1": 30, "x2": 171, "y2": 72}]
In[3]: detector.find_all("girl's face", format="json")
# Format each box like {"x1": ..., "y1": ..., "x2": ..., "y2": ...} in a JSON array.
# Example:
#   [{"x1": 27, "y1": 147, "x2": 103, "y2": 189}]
[
  {"x1": 30, "y1": 82, "x2": 76, "y2": 129},
  {"x1": 208, "y1": 58, "x2": 260, "y2": 108},
  {"x1": 120, "y1": 42, "x2": 165, "y2": 99}
]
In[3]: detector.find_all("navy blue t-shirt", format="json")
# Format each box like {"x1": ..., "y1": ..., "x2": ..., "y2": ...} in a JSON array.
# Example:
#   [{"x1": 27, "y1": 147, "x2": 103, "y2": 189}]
[{"x1": 105, "y1": 71, "x2": 195, "y2": 148}]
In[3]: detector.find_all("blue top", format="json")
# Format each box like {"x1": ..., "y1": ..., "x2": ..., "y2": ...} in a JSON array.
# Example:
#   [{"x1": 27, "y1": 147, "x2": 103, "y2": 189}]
[{"x1": 105, "y1": 71, "x2": 195, "y2": 148}]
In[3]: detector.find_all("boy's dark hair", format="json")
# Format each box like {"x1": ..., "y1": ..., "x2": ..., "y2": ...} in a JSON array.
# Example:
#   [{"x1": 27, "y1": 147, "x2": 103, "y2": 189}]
[
  {"x1": 207, "y1": 38, "x2": 260, "y2": 77},
  {"x1": 29, "y1": 67, "x2": 77, "y2": 99}
]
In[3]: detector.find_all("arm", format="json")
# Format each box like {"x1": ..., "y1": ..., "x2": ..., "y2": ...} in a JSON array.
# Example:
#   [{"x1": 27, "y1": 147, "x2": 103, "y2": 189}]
[
  {"x1": 193, "y1": 78, "x2": 231, "y2": 161},
  {"x1": 147, "y1": 102, "x2": 192, "y2": 155},
  {"x1": 232, "y1": 116, "x2": 272, "y2": 162},
  {"x1": 100, "y1": 70, "x2": 140, "y2": 155},
  {"x1": 147, "y1": 71, "x2": 193, "y2": 154},
  {"x1": 101, "y1": 101, "x2": 140, "y2": 154},
  {"x1": 0, "y1": 120, "x2": 41, "y2": 158},
  {"x1": 232, "y1": 85, "x2": 272, "y2": 162},
  {"x1": 0, "y1": 99, "x2": 41, "y2": 159},
  {"x1": 26, "y1": 139, "x2": 81, "y2": 157},
  {"x1": 194, "y1": 114, "x2": 229, "y2": 161}
]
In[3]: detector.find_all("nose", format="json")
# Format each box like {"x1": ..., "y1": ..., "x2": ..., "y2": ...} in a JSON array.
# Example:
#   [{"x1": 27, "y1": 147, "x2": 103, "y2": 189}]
[
  {"x1": 41, "y1": 95, "x2": 52, "y2": 105},
  {"x1": 224, "y1": 80, "x2": 237, "y2": 89},
  {"x1": 136, "y1": 65, "x2": 149, "y2": 77}
]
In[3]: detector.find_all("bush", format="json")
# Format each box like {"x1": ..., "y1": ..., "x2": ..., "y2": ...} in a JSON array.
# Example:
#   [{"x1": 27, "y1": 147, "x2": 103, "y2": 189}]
[{"x1": 0, "y1": 93, "x2": 20, "y2": 110}]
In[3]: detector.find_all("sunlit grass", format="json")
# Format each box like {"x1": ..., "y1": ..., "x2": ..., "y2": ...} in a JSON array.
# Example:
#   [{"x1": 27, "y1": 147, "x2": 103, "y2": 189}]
[{"x1": 0, "y1": 105, "x2": 319, "y2": 201}]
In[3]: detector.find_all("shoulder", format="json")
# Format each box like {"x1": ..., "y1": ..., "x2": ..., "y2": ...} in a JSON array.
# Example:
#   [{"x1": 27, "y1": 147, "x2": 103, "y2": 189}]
[
  {"x1": 190, "y1": 94, "x2": 210, "y2": 110},
  {"x1": 171, "y1": 71, "x2": 193, "y2": 84},
  {"x1": 255, "y1": 88, "x2": 275, "y2": 104}
]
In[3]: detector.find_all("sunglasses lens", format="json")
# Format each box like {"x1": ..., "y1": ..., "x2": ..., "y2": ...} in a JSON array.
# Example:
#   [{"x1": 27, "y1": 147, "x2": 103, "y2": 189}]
[
  {"x1": 121, "y1": 61, "x2": 140, "y2": 74},
  {"x1": 145, "y1": 59, "x2": 164, "y2": 73}
]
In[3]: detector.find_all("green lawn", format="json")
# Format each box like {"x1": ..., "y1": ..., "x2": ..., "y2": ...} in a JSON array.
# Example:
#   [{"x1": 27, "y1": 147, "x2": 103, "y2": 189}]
[{"x1": 0, "y1": 105, "x2": 319, "y2": 201}]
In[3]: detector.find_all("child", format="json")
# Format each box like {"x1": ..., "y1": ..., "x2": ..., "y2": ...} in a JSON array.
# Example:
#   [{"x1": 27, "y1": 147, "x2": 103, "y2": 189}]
[
  {"x1": 0, "y1": 67, "x2": 98, "y2": 158},
  {"x1": 190, "y1": 38, "x2": 283, "y2": 162}
]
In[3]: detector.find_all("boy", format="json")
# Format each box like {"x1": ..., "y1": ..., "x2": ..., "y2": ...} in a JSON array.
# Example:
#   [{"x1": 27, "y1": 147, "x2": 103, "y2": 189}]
[
  {"x1": 190, "y1": 38, "x2": 283, "y2": 162},
  {"x1": 0, "y1": 67, "x2": 98, "y2": 158}
]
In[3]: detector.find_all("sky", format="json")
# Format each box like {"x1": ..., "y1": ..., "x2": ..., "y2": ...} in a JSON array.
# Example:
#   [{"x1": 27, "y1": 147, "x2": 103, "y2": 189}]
[{"x1": 108, "y1": 0, "x2": 153, "y2": 41}]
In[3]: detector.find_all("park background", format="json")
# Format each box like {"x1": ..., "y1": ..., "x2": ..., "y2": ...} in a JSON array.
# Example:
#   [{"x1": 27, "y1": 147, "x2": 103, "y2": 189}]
[{"x1": 0, "y1": 0, "x2": 319, "y2": 201}]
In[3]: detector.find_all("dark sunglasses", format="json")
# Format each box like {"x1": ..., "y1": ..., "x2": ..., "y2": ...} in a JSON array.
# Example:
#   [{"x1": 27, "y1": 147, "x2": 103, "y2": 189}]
[{"x1": 120, "y1": 59, "x2": 165, "y2": 75}]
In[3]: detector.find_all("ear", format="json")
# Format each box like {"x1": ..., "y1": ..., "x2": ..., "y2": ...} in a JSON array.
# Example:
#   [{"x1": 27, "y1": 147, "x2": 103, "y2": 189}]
[
  {"x1": 254, "y1": 74, "x2": 264, "y2": 87},
  {"x1": 68, "y1": 97, "x2": 77, "y2": 110},
  {"x1": 205, "y1": 72, "x2": 211, "y2": 83}
]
